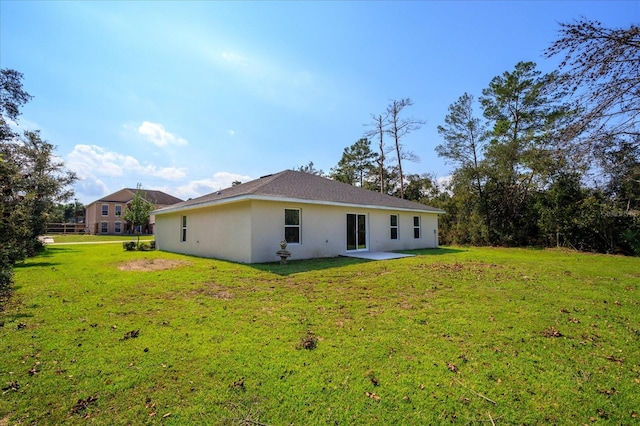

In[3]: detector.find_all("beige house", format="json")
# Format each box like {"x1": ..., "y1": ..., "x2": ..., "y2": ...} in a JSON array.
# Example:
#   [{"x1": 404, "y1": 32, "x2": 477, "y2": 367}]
[
  {"x1": 85, "y1": 188, "x2": 183, "y2": 235},
  {"x1": 153, "y1": 170, "x2": 445, "y2": 263}
]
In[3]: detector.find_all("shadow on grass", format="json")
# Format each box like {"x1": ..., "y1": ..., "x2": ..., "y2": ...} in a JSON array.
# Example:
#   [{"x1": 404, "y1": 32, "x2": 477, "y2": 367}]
[
  {"x1": 14, "y1": 261, "x2": 61, "y2": 269},
  {"x1": 400, "y1": 246, "x2": 468, "y2": 256},
  {"x1": 249, "y1": 247, "x2": 466, "y2": 276},
  {"x1": 249, "y1": 256, "x2": 373, "y2": 276}
]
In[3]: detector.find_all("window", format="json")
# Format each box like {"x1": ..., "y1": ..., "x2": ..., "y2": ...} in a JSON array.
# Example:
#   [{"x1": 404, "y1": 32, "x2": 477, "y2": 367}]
[
  {"x1": 284, "y1": 208, "x2": 300, "y2": 244},
  {"x1": 181, "y1": 216, "x2": 187, "y2": 242},
  {"x1": 115, "y1": 205, "x2": 122, "y2": 216},
  {"x1": 100, "y1": 221, "x2": 108, "y2": 233},
  {"x1": 101, "y1": 204, "x2": 109, "y2": 216},
  {"x1": 413, "y1": 216, "x2": 421, "y2": 239},
  {"x1": 114, "y1": 221, "x2": 122, "y2": 233},
  {"x1": 390, "y1": 215, "x2": 399, "y2": 240}
]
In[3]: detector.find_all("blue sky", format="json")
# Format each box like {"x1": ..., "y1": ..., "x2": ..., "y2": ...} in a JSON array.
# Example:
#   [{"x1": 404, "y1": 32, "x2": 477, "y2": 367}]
[{"x1": 1, "y1": 1, "x2": 638, "y2": 204}]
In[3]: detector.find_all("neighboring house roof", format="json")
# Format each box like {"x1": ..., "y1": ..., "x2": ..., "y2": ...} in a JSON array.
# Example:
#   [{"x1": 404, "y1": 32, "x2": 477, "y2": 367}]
[
  {"x1": 154, "y1": 169, "x2": 445, "y2": 215},
  {"x1": 88, "y1": 188, "x2": 183, "y2": 206}
]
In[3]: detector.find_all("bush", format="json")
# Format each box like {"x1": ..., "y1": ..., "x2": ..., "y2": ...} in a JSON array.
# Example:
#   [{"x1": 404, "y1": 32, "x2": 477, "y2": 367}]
[
  {"x1": 122, "y1": 242, "x2": 136, "y2": 251},
  {"x1": 122, "y1": 241, "x2": 156, "y2": 252}
]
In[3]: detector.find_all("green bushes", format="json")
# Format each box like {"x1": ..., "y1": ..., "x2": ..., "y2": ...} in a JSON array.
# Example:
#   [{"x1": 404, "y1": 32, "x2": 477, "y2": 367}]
[{"x1": 122, "y1": 241, "x2": 155, "y2": 251}]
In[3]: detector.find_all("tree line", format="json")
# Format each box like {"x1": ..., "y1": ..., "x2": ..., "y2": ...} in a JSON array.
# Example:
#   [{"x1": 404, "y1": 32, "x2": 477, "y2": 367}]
[{"x1": 301, "y1": 19, "x2": 640, "y2": 255}]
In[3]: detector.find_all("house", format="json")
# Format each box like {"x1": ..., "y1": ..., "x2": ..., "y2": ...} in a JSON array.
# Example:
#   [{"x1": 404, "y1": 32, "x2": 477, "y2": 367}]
[
  {"x1": 153, "y1": 170, "x2": 445, "y2": 263},
  {"x1": 85, "y1": 188, "x2": 183, "y2": 235}
]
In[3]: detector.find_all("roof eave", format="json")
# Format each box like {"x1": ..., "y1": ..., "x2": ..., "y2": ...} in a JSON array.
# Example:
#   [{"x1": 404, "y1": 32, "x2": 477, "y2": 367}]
[{"x1": 153, "y1": 194, "x2": 445, "y2": 215}]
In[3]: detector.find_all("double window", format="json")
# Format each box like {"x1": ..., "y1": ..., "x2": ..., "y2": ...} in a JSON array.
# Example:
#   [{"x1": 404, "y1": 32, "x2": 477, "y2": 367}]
[
  {"x1": 413, "y1": 216, "x2": 421, "y2": 239},
  {"x1": 180, "y1": 216, "x2": 187, "y2": 242},
  {"x1": 284, "y1": 209, "x2": 300, "y2": 244},
  {"x1": 390, "y1": 215, "x2": 399, "y2": 240}
]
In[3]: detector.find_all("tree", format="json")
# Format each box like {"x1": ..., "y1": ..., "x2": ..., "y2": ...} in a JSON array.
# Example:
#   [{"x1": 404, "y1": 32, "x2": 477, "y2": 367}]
[
  {"x1": 436, "y1": 93, "x2": 490, "y2": 240},
  {"x1": 545, "y1": 19, "x2": 640, "y2": 147},
  {"x1": 385, "y1": 98, "x2": 424, "y2": 199},
  {"x1": 329, "y1": 138, "x2": 377, "y2": 186},
  {"x1": 295, "y1": 161, "x2": 324, "y2": 176},
  {"x1": 479, "y1": 61, "x2": 574, "y2": 244},
  {"x1": 1, "y1": 69, "x2": 77, "y2": 291},
  {"x1": 0, "y1": 69, "x2": 32, "y2": 141},
  {"x1": 124, "y1": 183, "x2": 154, "y2": 245},
  {"x1": 364, "y1": 113, "x2": 390, "y2": 193},
  {"x1": 402, "y1": 173, "x2": 440, "y2": 204}
]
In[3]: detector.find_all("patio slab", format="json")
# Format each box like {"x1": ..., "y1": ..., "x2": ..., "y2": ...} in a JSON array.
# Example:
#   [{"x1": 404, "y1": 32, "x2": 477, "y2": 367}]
[{"x1": 341, "y1": 252, "x2": 415, "y2": 260}]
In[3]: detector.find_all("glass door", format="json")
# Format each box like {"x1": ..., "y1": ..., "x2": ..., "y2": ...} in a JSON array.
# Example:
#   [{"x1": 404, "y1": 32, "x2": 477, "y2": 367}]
[{"x1": 346, "y1": 213, "x2": 367, "y2": 251}]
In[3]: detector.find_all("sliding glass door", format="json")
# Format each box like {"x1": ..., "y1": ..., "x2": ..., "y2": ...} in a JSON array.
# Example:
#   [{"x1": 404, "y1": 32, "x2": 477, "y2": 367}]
[{"x1": 346, "y1": 213, "x2": 367, "y2": 251}]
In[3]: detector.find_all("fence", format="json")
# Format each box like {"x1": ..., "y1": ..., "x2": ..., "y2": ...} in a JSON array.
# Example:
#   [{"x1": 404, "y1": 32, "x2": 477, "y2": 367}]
[{"x1": 45, "y1": 223, "x2": 86, "y2": 234}]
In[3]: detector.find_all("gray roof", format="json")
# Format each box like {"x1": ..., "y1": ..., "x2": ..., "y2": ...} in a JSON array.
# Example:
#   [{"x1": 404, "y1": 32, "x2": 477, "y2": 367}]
[
  {"x1": 155, "y1": 170, "x2": 445, "y2": 214},
  {"x1": 99, "y1": 189, "x2": 183, "y2": 205}
]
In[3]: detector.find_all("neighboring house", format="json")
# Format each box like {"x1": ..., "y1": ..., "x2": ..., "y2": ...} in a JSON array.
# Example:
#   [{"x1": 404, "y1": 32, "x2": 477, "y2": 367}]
[
  {"x1": 153, "y1": 170, "x2": 445, "y2": 263},
  {"x1": 85, "y1": 188, "x2": 183, "y2": 235}
]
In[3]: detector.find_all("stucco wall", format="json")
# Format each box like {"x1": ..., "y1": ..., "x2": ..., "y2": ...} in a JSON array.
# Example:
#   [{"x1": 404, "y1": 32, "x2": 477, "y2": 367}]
[
  {"x1": 249, "y1": 200, "x2": 440, "y2": 263},
  {"x1": 155, "y1": 199, "x2": 440, "y2": 263},
  {"x1": 155, "y1": 201, "x2": 252, "y2": 263}
]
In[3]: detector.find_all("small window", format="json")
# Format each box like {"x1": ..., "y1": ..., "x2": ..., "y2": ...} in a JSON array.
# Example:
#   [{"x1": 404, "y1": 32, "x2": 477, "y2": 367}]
[
  {"x1": 100, "y1": 221, "x2": 108, "y2": 233},
  {"x1": 101, "y1": 204, "x2": 109, "y2": 216},
  {"x1": 114, "y1": 221, "x2": 122, "y2": 233},
  {"x1": 115, "y1": 205, "x2": 122, "y2": 216},
  {"x1": 390, "y1": 214, "x2": 398, "y2": 240},
  {"x1": 181, "y1": 215, "x2": 187, "y2": 242},
  {"x1": 284, "y1": 208, "x2": 300, "y2": 244},
  {"x1": 413, "y1": 216, "x2": 421, "y2": 239}
]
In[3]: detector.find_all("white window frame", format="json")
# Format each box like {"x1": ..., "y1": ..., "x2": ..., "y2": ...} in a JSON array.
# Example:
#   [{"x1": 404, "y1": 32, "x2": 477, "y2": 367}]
[
  {"x1": 100, "y1": 221, "x2": 108, "y2": 234},
  {"x1": 284, "y1": 208, "x2": 301, "y2": 244},
  {"x1": 390, "y1": 214, "x2": 399, "y2": 240},
  {"x1": 114, "y1": 221, "x2": 122, "y2": 233},
  {"x1": 180, "y1": 215, "x2": 187, "y2": 242},
  {"x1": 413, "y1": 216, "x2": 421, "y2": 239},
  {"x1": 101, "y1": 204, "x2": 109, "y2": 216},
  {"x1": 115, "y1": 204, "x2": 122, "y2": 217}
]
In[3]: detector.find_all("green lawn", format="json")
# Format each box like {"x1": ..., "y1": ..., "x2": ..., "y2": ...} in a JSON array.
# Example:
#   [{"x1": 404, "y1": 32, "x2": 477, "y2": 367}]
[
  {"x1": 47, "y1": 234, "x2": 155, "y2": 243},
  {"x1": 1, "y1": 245, "x2": 638, "y2": 425}
]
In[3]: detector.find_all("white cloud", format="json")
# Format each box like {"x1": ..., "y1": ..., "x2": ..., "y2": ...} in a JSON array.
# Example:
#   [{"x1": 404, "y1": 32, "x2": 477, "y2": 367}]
[
  {"x1": 138, "y1": 121, "x2": 188, "y2": 147},
  {"x1": 221, "y1": 51, "x2": 249, "y2": 67},
  {"x1": 67, "y1": 144, "x2": 187, "y2": 180},
  {"x1": 175, "y1": 171, "x2": 253, "y2": 200},
  {"x1": 67, "y1": 144, "x2": 189, "y2": 203}
]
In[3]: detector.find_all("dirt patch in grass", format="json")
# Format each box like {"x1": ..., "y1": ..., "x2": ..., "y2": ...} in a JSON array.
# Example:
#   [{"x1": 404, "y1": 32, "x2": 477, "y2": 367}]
[{"x1": 118, "y1": 259, "x2": 191, "y2": 271}]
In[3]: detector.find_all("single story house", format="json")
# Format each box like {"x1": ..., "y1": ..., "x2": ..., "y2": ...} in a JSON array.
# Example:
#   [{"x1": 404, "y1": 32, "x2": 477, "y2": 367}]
[
  {"x1": 153, "y1": 170, "x2": 445, "y2": 263},
  {"x1": 85, "y1": 188, "x2": 183, "y2": 235}
]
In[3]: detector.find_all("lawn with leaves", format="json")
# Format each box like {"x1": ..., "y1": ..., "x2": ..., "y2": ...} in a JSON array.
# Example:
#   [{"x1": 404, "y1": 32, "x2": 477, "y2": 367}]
[{"x1": 1, "y1": 245, "x2": 638, "y2": 425}]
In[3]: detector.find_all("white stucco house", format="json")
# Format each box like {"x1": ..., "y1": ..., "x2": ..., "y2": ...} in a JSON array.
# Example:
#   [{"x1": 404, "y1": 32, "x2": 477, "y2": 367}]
[{"x1": 153, "y1": 170, "x2": 445, "y2": 263}]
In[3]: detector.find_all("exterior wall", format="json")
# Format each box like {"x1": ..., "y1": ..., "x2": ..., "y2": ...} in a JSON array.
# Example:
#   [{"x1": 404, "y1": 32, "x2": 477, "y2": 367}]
[
  {"x1": 249, "y1": 200, "x2": 440, "y2": 263},
  {"x1": 155, "y1": 201, "x2": 253, "y2": 263},
  {"x1": 156, "y1": 199, "x2": 440, "y2": 264},
  {"x1": 85, "y1": 201, "x2": 127, "y2": 235}
]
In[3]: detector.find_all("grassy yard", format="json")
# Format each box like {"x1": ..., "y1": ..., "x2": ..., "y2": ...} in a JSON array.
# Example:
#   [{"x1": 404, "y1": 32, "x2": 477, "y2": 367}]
[
  {"x1": 0, "y1": 245, "x2": 638, "y2": 425},
  {"x1": 46, "y1": 234, "x2": 155, "y2": 243}
]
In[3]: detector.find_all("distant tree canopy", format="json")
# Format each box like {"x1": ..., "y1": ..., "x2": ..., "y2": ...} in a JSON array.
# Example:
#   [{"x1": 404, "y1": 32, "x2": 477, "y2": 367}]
[
  {"x1": 1, "y1": 69, "x2": 77, "y2": 291},
  {"x1": 321, "y1": 20, "x2": 639, "y2": 255}
]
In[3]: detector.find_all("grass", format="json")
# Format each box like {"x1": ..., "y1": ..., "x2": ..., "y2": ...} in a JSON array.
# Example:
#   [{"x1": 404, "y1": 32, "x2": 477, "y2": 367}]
[
  {"x1": 1, "y1": 245, "x2": 638, "y2": 425},
  {"x1": 47, "y1": 234, "x2": 155, "y2": 243}
]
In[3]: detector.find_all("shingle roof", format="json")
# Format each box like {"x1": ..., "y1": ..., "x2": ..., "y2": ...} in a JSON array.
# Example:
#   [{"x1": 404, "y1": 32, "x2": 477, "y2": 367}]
[
  {"x1": 155, "y1": 170, "x2": 444, "y2": 214},
  {"x1": 99, "y1": 189, "x2": 183, "y2": 205}
]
